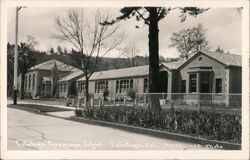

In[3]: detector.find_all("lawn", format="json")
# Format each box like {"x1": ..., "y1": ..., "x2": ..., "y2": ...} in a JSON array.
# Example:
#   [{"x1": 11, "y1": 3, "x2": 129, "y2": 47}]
[{"x1": 8, "y1": 104, "x2": 72, "y2": 112}]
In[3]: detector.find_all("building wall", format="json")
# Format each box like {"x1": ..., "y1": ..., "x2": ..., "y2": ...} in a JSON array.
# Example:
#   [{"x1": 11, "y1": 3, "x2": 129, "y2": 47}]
[
  {"x1": 76, "y1": 76, "x2": 148, "y2": 99},
  {"x1": 179, "y1": 53, "x2": 227, "y2": 94},
  {"x1": 24, "y1": 70, "x2": 39, "y2": 97},
  {"x1": 229, "y1": 67, "x2": 242, "y2": 93}
]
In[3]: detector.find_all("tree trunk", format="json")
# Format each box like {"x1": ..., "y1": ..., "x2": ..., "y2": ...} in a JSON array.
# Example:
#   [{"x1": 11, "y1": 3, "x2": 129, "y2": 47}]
[
  {"x1": 20, "y1": 73, "x2": 25, "y2": 99},
  {"x1": 85, "y1": 76, "x2": 89, "y2": 102},
  {"x1": 148, "y1": 8, "x2": 161, "y2": 111}
]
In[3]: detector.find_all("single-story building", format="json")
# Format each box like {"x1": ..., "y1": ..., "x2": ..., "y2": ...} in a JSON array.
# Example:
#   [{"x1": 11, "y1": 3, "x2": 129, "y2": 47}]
[
  {"x1": 76, "y1": 51, "x2": 241, "y2": 106},
  {"x1": 56, "y1": 70, "x2": 84, "y2": 98},
  {"x1": 19, "y1": 59, "x2": 83, "y2": 98},
  {"x1": 76, "y1": 60, "x2": 184, "y2": 99},
  {"x1": 18, "y1": 51, "x2": 241, "y2": 106}
]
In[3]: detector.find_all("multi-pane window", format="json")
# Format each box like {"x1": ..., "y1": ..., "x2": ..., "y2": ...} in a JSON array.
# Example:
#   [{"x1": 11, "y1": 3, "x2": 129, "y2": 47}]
[
  {"x1": 181, "y1": 80, "x2": 186, "y2": 93},
  {"x1": 189, "y1": 74, "x2": 197, "y2": 92},
  {"x1": 200, "y1": 73, "x2": 210, "y2": 93},
  {"x1": 32, "y1": 74, "x2": 35, "y2": 90},
  {"x1": 116, "y1": 79, "x2": 133, "y2": 93},
  {"x1": 78, "y1": 82, "x2": 85, "y2": 93},
  {"x1": 216, "y1": 79, "x2": 222, "y2": 93},
  {"x1": 95, "y1": 81, "x2": 108, "y2": 93},
  {"x1": 144, "y1": 78, "x2": 148, "y2": 93}
]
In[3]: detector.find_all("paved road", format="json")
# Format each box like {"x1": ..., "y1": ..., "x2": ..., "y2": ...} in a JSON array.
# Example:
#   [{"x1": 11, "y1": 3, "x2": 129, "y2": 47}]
[{"x1": 8, "y1": 108, "x2": 209, "y2": 150}]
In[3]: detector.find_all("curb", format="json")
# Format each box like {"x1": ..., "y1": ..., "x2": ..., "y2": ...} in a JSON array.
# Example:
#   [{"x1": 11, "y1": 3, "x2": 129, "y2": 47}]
[{"x1": 69, "y1": 116, "x2": 241, "y2": 150}]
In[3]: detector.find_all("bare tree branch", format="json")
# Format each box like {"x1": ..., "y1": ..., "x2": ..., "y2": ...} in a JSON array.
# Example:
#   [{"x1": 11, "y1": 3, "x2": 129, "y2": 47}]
[{"x1": 53, "y1": 9, "x2": 124, "y2": 101}]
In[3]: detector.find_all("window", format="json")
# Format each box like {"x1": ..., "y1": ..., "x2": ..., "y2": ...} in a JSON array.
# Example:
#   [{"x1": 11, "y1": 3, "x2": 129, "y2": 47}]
[
  {"x1": 144, "y1": 78, "x2": 148, "y2": 93},
  {"x1": 78, "y1": 82, "x2": 85, "y2": 93},
  {"x1": 216, "y1": 79, "x2": 222, "y2": 93},
  {"x1": 24, "y1": 76, "x2": 27, "y2": 91},
  {"x1": 181, "y1": 80, "x2": 186, "y2": 93},
  {"x1": 57, "y1": 84, "x2": 60, "y2": 93},
  {"x1": 200, "y1": 73, "x2": 210, "y2": 93},
  {"x1": 64, "y1": 83, "x2": 67, "y2": 93},
  {"x1": 60, "y1": 83, "x2": 63, "y2": 93},
  {"x1": 32, "y1": 74, "x2": 35, "y2": 90},
  {"x1": 116, "y1": 81, "x2": 119, "y2": 93},
  {"x1": 95, "y1": 81, "x2": 108, "y2": 93},
  {"x1": 28, "y1": 75, "x2": 31, "y2": 91},
  {"x1": 116, "y1": 79, "x2": 133, "y2": 93},
  {"x1": 189, "y1": 74, "x2": 197, "y2": 92}
]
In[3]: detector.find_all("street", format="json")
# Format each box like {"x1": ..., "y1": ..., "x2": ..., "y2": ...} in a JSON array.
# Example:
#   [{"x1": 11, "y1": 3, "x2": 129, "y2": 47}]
[{"x1": 8, "y1": 107, "x2": 209, "y2": 150}]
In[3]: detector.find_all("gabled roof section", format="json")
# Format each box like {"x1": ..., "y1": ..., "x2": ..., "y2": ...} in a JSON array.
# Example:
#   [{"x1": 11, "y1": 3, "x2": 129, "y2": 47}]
[
  {"x1": 77, "y1": 65, "x2": 149, "y2": 81},
  {"x1": 205, "y1": 51, "x2": 241, "y2": 66},
  {"x1": 29, "y1": 60, "x2": 76, "y2": 72},
  {"x1": 161, "y1": 61, "x2": 186, "y2": 70},
  {"x1": 58, "y1": 70, "x2": 84, "y2": 82},
  {"x1": 178, "y1": 51, "x2": 242, "y2": 70}
]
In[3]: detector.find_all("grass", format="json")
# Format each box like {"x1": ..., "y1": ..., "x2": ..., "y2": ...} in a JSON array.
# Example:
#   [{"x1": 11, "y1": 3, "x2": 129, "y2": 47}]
[{"x1": 8, "y1": 104, "x2": 72, "y2": 112}]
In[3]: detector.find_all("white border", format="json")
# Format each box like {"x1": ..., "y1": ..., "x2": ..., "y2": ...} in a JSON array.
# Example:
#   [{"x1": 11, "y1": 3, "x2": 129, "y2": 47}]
[{"x1": 1, "y1": 0, "x2": 249, "y2": 159}]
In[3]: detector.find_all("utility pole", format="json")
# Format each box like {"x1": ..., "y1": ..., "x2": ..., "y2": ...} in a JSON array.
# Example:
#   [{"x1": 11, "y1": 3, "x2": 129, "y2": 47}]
[{"x1": 13, "y1": 6, "x2": 24, "y2": 104}]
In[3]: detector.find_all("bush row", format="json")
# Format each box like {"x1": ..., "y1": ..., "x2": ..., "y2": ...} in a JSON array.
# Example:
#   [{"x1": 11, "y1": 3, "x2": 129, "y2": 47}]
[{"x1": 75, "y1": 106, "x2": 241, "y2": 144}]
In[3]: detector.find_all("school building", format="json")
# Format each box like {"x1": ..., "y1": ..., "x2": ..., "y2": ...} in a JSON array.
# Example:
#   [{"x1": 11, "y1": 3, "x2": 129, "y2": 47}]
[{"x1": 19, "y1": 51, "x2": 241, "y2": 106}]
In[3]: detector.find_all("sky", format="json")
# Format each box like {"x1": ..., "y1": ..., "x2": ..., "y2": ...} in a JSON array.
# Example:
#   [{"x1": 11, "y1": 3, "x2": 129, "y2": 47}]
[{"x1": 7, "y1": 7, "x2": 242, "y2": 58}]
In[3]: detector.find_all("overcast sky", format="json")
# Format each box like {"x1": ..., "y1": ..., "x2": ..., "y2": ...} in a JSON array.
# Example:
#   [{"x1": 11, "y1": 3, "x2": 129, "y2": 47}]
[{"x1": 7, "y1": 7, "x2": 242, "y2": 58}]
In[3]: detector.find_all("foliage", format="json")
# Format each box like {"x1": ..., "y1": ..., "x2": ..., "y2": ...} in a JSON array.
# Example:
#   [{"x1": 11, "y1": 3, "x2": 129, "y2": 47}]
[
  {"x1": 102, "y1": 7, "x2": 208, "y2": 111},
  {"x1": 169, "y1": 24, "x2": 210, "y2": 60},
  {"x1": 126, "y1": 88, "x2": 136, "y2": 100},
  {"x1": 75, "y1": 106, "x2": 241, "y2": 144},
  {"x1": 120, "y1": 42, "x2": 140, "y2": 67},
  {"x1": 103, "y1": 89, "x2": 110, "y2": 101}
]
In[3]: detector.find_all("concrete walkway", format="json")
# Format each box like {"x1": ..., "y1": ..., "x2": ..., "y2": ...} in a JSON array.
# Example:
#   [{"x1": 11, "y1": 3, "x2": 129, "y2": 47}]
[{"x1": 8, "y1": 107, "x2": 209, "y2": 150}]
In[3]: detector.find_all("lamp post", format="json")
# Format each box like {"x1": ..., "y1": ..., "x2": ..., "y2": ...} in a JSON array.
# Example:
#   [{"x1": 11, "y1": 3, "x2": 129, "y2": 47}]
[{"x1": 13, "y1": 6, "x2": 25, "y2": 104}]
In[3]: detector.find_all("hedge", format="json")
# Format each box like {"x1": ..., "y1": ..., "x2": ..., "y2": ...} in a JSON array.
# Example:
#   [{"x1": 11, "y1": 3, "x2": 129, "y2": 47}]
[{"x1": 75, "y1": 106, "x2": 241, "y2": 144}]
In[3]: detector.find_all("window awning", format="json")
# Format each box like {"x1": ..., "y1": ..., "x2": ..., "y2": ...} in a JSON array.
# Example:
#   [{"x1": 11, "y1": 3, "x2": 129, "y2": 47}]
[{"x1": 187, "y1": 66, "x2": 213, "y2": 73}]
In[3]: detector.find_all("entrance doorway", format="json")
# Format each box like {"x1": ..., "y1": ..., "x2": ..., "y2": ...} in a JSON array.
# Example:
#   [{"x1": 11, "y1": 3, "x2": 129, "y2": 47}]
[{"x1": 159, "y1": 71, "x2": 168, "y2": 93}]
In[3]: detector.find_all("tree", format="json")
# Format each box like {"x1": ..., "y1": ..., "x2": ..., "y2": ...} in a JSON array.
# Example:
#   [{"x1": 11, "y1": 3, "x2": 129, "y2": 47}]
[
  {"x1": 18, "y1": 37, "x2": 38, "y2": 99},
  {"x1": 50, "y1": 47, "x2": 55, "y2": 55},
  {"x1": 169, "y1": 24, "x2": 210, "y2": 60},
  {"x1": 102, "y1": 7, "x2": 208, "y2": 111},
  {"x1": 57, "y1": 46, "x2": 63, "y2": 54},
  {"x1": 215, "y1": 46, "x2": 224, "y2": 53},
  {"x1": 53, "y1": 9, "x2": 123, "y2": 101},
  {"x1": 120, "y1": 42, "x2": 139, "y2": 67},
  {"x1": 7, "y1": 43, "x2": 15, "y2": 97}
]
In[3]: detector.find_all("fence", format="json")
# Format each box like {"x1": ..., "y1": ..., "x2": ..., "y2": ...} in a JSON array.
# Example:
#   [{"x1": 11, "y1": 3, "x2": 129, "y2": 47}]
[{"x1": 66, "y1": 92, "x2": 241, "y2": 111}]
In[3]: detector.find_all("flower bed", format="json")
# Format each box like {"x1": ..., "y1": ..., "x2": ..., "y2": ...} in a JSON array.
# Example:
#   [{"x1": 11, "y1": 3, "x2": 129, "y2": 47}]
[{"x1": 75, "y1": 106, "x2": 241, "y2": 144}]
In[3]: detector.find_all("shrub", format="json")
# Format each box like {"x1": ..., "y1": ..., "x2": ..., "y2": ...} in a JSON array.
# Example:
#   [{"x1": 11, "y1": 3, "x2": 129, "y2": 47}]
[
  {"x1": 75, "y1": 106, "x2": 241, "y2": 144},
  {"x1": 103, "y1": 89, "x2": 110, "y2": 101},
  {"x1": 68, "y1": 94, "x2": 76, "y2": 98},
  {"x1": 127, "y1": 89, "x2": 136, "y2": 101},
  {"x1": 24, "y1": 92, "x2": 32, "y2": 99}
]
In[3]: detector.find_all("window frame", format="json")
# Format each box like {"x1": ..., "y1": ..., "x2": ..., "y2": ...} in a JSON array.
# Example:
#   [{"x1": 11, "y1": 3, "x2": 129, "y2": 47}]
[
  {"x1": 216, "y1": 78, "x2": 222, "y2": 93},
  {"x1": 189, "y1": 74, "x2": 197, "y2": 93}
]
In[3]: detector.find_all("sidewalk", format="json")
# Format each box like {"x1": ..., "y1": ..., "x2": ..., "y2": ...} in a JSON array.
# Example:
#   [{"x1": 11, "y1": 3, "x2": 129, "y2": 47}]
[{"x1": 7, "y1": 98, "x2": 76, "y2": 118}]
